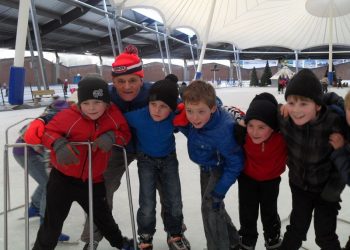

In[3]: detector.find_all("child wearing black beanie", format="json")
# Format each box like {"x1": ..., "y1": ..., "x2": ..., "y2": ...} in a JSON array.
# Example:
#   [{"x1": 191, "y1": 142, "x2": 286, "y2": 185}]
[
  {"x1": 124, "y1": 79, "x2": 188, "y2": 250},
  {"x1": 238, "y1": 92, "x2": 287, "y2": 250},
  {"x1": 279, "y1": 68, "x2": 345, "y2": 249}
]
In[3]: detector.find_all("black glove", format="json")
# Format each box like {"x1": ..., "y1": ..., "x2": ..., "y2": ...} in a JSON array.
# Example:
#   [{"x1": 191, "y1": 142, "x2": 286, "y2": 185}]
[
  {"x1": 53, "y1": 138, "x2": 80, "y2": 165},
  {"x1": 234, "y1": 123, "x2": 247, "y2": 146},
  {"x1": 92, "y1": 131, "x2": 115, "y2": 152}
]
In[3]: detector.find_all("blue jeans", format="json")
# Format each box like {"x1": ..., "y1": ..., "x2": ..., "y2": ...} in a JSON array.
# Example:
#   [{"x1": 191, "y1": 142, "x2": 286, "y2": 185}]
[
  {"x1": 13, "y1": 151, "x2": 49, "y2": 218},
  {"x1": 137, "y1": 152, "x2": 183, "y2": 236}
]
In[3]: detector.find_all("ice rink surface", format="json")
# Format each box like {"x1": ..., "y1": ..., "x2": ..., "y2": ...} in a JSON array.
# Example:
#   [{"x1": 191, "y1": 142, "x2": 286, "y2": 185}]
[{"x1": 1, "y1": 86, "x2": 350, "y2": 250}]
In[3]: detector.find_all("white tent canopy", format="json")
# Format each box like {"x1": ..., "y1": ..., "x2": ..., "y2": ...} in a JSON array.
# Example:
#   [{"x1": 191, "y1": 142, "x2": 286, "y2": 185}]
[{"x1": 111, "y1": 0, "x2": 350, "y2": 51}]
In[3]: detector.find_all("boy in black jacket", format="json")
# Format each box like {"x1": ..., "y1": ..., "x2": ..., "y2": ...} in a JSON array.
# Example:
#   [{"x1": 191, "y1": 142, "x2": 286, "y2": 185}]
[
  {"x1": 328, "y1": 90, "x2": 350, "y2": 250},
  {"x1": 279, "y1": 69, "x2": 345, "y2": 250}
]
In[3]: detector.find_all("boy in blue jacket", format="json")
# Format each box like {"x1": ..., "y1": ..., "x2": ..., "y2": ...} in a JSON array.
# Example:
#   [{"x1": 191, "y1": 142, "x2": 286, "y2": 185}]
[
  {"x1": 124, "y1": 79, "x2": 187, "y2": 250},
  {"x1": 174, "y1": 80, "x2": 244, "y2": 250}
]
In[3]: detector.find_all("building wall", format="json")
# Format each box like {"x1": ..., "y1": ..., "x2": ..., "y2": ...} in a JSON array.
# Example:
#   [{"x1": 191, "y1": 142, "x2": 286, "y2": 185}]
[{"x1": 1, "y1": 57, "x2": 349, "y2": 87}]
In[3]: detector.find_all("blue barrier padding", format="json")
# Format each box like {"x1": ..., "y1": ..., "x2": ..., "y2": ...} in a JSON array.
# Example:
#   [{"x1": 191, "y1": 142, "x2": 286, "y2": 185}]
[
  {"x1": 9, "y1": 66, "x2": 25, "y2": 105},
  {"x1": 195, "y1": 72, "x2": 202, "y2": 80},
  {"x1": 327, "y1": 71, "x2": 334, "y2": 86}
]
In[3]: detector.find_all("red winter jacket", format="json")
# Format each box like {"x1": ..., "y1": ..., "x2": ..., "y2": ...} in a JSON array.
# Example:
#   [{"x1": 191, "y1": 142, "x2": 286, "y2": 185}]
[
  {"x1": 42, "y1": 104, "x2": 131, "y2": 183},
  {"x1": 243, "y1": 132, "x2": 287, "y2": 181}
]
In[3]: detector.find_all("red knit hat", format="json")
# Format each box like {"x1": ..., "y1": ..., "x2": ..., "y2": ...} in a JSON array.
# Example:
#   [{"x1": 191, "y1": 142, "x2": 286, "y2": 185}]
[{"x1": 111, "y1": 45, "x2": 144, "y2": 78}]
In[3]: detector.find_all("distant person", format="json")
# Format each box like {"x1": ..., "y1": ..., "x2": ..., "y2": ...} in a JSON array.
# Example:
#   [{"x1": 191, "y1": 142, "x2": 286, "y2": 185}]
[
  {"x1": 279, "y1": 69, "x2": 345, "y2": 249},
  {"x1": 179, "y1": 82, "x2": 187, "y2": 100},
  {"x1": 63, "y1": 79, "x2": 69, "y2": 96},
  {"x1": 3, "y1": 82, "x2": 8, "y2": 97},
  {"x1": 235, "y1": 93, "x2": 287, "y2": 250},
  {"x1": 32, "y1": 76, "x2": 135, "y2": 250},
  {"x1": 320, "y1": 77, "x2": 329, "y2": 94},
  {"x1": 174, "y1": 80, "x2": 244, "y2": 250},
  {"x1": 338, "y1": 77, "x2": 343, "y2": 88}
]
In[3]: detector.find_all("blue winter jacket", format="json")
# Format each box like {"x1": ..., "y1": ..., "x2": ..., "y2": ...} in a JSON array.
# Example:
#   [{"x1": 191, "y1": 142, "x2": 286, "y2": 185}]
[
  {"x1": 124, "y1": 107, "x2": 176, "y2": 157},
  {"x1": 180, "y1": 106, "x2": 244, "y2": 197},
  {"x1": 109, "y1": 82, "x2": 152, "y2": 153}
]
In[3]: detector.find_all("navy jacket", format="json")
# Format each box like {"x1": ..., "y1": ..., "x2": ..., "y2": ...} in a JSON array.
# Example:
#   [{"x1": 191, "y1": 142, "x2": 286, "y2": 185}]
[{"x1": 180, "y1": 106, "x2": 244, "y2": 197}]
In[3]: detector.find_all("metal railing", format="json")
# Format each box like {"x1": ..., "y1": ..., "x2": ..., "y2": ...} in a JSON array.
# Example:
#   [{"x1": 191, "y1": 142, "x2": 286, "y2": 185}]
[{"x1": 3, "y1": 119, "x2": 137, "y2": 250}]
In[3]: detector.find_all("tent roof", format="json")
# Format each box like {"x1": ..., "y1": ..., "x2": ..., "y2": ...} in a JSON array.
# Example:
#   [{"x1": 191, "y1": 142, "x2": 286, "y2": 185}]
[
  {"x1": 271, "y1": 66, "x2": 295, "y2": 79},
  {"x1": 1, "y1": 0, "x2": 350, "y2": 60},
  {"x1": 111, "y1": 0, "x2": 350, "y2": 51}
]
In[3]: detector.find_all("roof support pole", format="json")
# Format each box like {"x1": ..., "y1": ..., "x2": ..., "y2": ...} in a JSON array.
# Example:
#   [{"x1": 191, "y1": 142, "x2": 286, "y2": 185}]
[
  {"x1": 113, "y1": 19, "x2": 123, "y2": 54},
  {"x1": 164, "y1": 28, "x2": 172, "y2": 74},
  {"x1": 55, "y1": 52, "x2": 60, "y2": 85},
  {"x1": 187, "y1": 36, "x2": 197, "y2": 73},
  {"x1": 229, "y1": 60, "x2": 234, "y2": 85},
  {"x1": 8, "y1": 0, "x2": 36, "y2": 105},
  {"x1": 102, "y1": 0, "x2": 116, "y2": 57},
  {"x1": 294, "y1": 50, "x2": 299, "y2": 72},
  {"x1": 30, "y1": 0, "x2": 48, "y2": 89},
  {"x1": 195, "y1": 0, "x2": 216, "y2": 79},
  {"x1": 327, "y1": 4, "x2": 334, "y2": 84},
  {"x1": 154, "y1": 23, "x2": 167, "y2": 76},
  {"x1": 183, "y1": 59, "x2": 188, "y2": 82},
  {"x1": 113, "y1": 9, "x2": 123, "y2": 54},
  {"x1": 27, "y1": 30, "x2": 41, "y2": 89},
  {"x1": 232, "y1": 45, "x2": 242, "y2": 86}
]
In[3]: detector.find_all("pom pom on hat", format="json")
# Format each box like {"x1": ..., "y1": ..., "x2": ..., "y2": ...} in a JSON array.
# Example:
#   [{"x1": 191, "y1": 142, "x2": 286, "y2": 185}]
[
  {"x1": 111, "y1": 45, "x2": 144, "y2": 78},
  {"x1": 285, "y1": 69, "x2": 323, "y2": 105},
  {"x1": 149, "y1": 79, "x2": 179, "y2": 111},
  {"x1": 77, "y1": 76, "x2": 110, "y2": 104},
  {"x1": 245, "y1": 92, "x2": 278, "y2": 130}
]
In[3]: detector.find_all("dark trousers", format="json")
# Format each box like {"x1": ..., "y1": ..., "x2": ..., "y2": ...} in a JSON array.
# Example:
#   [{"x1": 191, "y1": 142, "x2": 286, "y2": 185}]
[
  {"x1": 280, "y1": 182, "x2": 341, "y2": 250},
  {"x1": 32, "y1": 168, "x2": 124, "y2": 250},
  {"x1": 238, "y1": 173, "x2": 281, "y2": 247},
  {"x1": 200, "y1": 167, "x2": 239, "y2": 250}
]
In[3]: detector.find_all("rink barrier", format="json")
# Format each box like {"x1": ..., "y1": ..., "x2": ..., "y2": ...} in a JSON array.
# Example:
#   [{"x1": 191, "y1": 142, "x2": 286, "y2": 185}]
[{"x1": 3, "y1": 120, "x2": 137, "y2": 250}]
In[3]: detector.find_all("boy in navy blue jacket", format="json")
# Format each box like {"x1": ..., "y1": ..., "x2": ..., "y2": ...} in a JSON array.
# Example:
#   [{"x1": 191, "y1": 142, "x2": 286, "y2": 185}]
[{"x1": 174, "y1": 80, "x2": 244, "y2": 250}]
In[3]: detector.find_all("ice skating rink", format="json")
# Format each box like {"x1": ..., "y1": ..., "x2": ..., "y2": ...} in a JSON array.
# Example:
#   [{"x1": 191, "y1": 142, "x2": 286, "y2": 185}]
[{"x1": 1, "y1": 86, "x2": 350, "y2": 250}]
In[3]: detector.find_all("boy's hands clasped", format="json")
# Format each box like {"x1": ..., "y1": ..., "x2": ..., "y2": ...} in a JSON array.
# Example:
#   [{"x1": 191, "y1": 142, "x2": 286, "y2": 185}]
[
  {"x1": 92, "y1": 131, "x2": 115, "y2": 152},
  {"x1": 53, "y1": 138, "x2": 80, "y2": 165}
]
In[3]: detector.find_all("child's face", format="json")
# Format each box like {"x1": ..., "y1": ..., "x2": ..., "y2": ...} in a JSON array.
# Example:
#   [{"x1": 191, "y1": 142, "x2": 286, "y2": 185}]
[
  {"x1": 149, "y1": 100, "x2": 172, "y2": 122},
  {"x1": 80, "y1": 99, "x2": 107, "y2": 120},
  {"x1": 112, "y1": 74, "x2": 143, "y2": 101},
  {"x1": 185, "y1": 101, "x2": 216, "y2": 128},
  {"x1": 247, "y1": 119, "x2": 274, "y2": 144},
  {"x1": 286, "y1": 96, "x2": 321, "y2": 126},
  {"x1": 346, "y1": 107, "x2": 350, "y2": 126}
]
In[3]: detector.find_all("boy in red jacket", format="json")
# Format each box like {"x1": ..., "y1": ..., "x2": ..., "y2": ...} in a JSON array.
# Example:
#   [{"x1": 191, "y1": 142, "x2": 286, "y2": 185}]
[
  {"x1": 32, "y1": 76, "x2": 134, "y2": 250},
  {"x1": 237, "y1": 93, "x2": 287, "y2": 250}
]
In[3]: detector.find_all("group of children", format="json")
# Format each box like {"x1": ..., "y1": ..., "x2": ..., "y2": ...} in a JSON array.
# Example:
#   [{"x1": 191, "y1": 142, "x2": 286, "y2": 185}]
[{"x1": 16, "y1": 45, "x2": 350, "y2": 250}]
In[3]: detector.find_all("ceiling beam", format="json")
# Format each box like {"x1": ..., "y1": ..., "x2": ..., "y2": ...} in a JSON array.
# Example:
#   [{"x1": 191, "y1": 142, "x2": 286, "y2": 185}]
[{"x1": 40, "y1": 0, "x2": 101, "y2": 35}]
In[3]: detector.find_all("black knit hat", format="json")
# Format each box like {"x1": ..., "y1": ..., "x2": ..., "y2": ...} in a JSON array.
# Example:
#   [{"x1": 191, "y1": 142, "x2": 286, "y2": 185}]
[
  {"x1": 285, "y1": 69, "x2": 323, "y2": 105},
  {"x1": 149, "y1": 79, "x2": 179, "y2": 111},
  {"x1": 78, "y1": 76, "x2": 110, "y2": 104},
  {"x1": 245, "y1": 92, "x2": 278, "y2": 130},
  {"x1": 165, "y1": 74, "x2": 179, "y2": 84}
]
